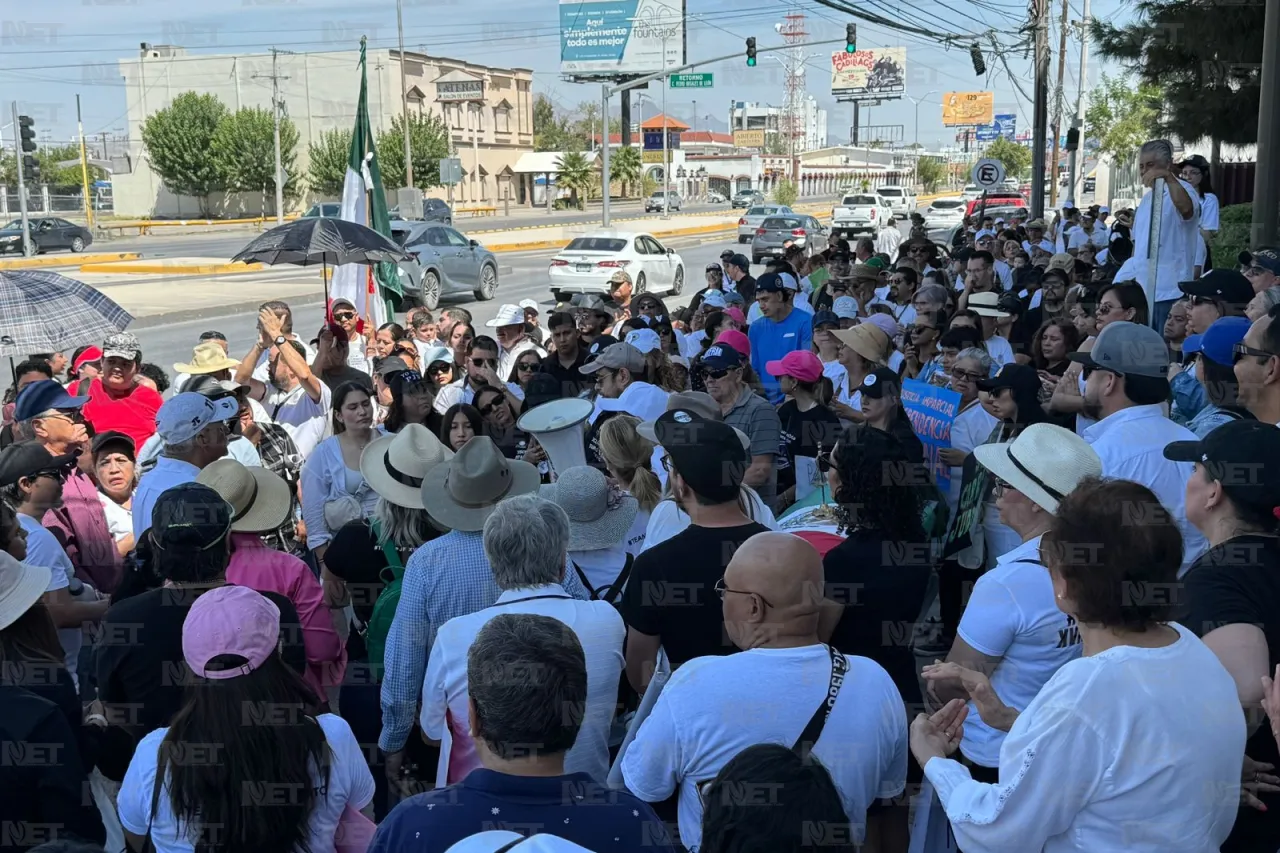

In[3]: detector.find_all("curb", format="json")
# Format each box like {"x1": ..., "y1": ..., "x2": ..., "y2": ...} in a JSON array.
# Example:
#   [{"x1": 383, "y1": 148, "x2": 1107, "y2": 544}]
[
  {"x1": 0, "y1": 252, "x2": 141, "y2": 270},
  {"x1": 79, "y1": 260, "x2": 264, "y2": 275},
  {"x1": 128, "y1": 291, "x2": 328, "y2": 330}
]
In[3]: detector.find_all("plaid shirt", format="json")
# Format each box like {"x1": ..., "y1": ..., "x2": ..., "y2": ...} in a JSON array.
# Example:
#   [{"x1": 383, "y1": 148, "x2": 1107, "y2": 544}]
[
  {"x1": 254, "y1": 422, "x2": 304, "y2": 550},
  {"x1": 378, "y1": 529, "x2": 591, "y2": 752}
]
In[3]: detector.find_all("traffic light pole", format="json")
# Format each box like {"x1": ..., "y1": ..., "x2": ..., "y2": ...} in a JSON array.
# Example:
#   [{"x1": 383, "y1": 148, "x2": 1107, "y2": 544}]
[
  {"x1": 600, "y1": 38, "x2": 844, "y2": 227},
  {"x1": 10, "y1": 101, "x2": 32, "y2": 258}
]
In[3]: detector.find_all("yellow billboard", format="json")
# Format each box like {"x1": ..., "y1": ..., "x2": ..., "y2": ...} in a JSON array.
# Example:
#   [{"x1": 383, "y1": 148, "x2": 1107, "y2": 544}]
[
  {"x1": 733, "y1": 129, "x2": 766, "y2": 148},
  {"x1": 942, "y1": 91, "x2": 994, "y2": 126},
  {"x1": 642, "y1": 150, "x2": 666, "y2": 163}
]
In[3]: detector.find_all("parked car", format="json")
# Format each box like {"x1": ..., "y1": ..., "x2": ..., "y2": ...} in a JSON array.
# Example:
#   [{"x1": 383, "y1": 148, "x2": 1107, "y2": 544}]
[
  {"x1": 922, "y1": 197, "x2": 967, "y2": 231},
  {"x1": 1083, "y1": 176, "x2": 1096, "y2": 194},
  {"x1": 831, "y1": 194, "x2": 891, "y2": 237},
  {"x1": 736, "y1": 205, "x2": 793, "y2": 242},
  {"x1": 707, "y1": 191, "x2": 727, "y2": 204},
  {"x1": 965, "y1": 192, "x2": 1027, "y2": 217},
  {"x1": 645, "y1": 191, "x2": 682, "y2": 213},
  {"x1": 961, "y1": 184, "x2": 983, "y2": 201},
  {"x1": 391, "y1": 222, "x2": 499, "y2": 309},
  {"x1": 941, "y1": 205, "x2": 1029, "y2": 245},
  {"x1": 301, "y1": 202, "x2": 341, "y2": 218},
  {"x1": 548, "y1": 231, "x2": 685, "y2": 300},
  {"x1": 423, "y1": 197, "x2": 453, "y2": 224},
  {"x1": 0, "y1": 218, "x2": 93, "y2": 255},
  {"x1": 751, "y1": 214, "x2": 828, "y2": 264},
  {"x1": 876, "y1": 185, "x2": 916, "y2": 218},
  {"x1": 731, "y1": 189, "x2": 765, "y2": 207}
]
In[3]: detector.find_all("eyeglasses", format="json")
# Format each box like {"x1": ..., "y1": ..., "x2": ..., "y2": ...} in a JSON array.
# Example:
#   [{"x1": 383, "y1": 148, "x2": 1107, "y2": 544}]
[
  {"x1": 660, "y1": 454, "x2": 672, "y2": 474},
  {"x1": 714, "y1": 576, "x2": 775, "y2": 608},
  {"x1": 1244, "y1": 266, "x2": 1270, "y2": 277},
  {"x1": 478, "y1": 395, "x2": 505, "y2": 416},
  {"x1": 951, "y1": 368, "x2": 983, "y2": 382},
  {"x1": 516, "y1": 361, "x2": 540, "y2": 372},
  {"x1": 1234, "y1": 341, "x2": 1278, "y2": 362},
  {"x1": 991, "y1": 475, "x2": 1017, "y2": 497},
  {"x1": 332, "y1": 312, "x2": 356, "y2": 322},
  {"x1": 471, "y1": 357, "x2": 498, "y2": 368}
]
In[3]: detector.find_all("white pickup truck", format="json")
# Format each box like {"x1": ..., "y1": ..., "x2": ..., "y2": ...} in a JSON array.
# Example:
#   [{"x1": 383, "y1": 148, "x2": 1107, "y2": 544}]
[{"x1": 832, "y1": 193, "x2": 892, "y2": 237}]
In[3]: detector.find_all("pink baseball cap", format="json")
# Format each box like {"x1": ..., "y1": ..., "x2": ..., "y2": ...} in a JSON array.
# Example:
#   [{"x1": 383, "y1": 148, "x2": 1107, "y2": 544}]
[
  {"x1": 714, "y1": 329, "x2": 751, "y2": 358},
  {"x1": 182, "y1": 585, "x2": 280, "y2": 680},
  {"x1": 724, "y1": 307, "x2": 747, "y2": 325},
  {"x1": 766, "y1": 350, "x2": 823, "y2": 383}
]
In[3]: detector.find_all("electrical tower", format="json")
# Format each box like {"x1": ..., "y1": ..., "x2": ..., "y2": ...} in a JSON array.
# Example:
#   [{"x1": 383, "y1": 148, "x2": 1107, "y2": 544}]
[{"x1": 778, "y1": 10, "x2": 808, "y2": 182}]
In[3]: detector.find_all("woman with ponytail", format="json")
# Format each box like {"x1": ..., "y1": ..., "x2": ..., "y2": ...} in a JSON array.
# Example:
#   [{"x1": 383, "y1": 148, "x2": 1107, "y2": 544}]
[{"x1": 598, "y1": 414, "x2": 662, "y2": 555}]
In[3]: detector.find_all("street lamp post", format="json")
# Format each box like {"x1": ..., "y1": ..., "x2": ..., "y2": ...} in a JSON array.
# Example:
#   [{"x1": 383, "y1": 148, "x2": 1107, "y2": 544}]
[{"x1": 905, "y1": 91, "x2": 937, "y2": 191}]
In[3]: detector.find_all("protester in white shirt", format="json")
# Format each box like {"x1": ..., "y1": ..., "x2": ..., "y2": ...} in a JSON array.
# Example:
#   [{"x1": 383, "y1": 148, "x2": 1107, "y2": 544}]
[
  {"x1": 1179, "y1": 154, "x2": 1219, "y2": 274},
  {"x1": 911, "y1": 477, "x2": 1244, "y2": 853},
  {"x1": 487, "y1": 303, "x2": 547, "y2": 380},
  {"x1": 433, "y1": 336, "x2": 526, "y2": 414},
  {"x1": 1070, "y1": 321, "x2": 1210, "y2": 573},
  {"x1": 246, "y1": 300, "x2": 318, "y2": 383},
  {"x1": 966, "y1": 291, "x2": 1016, "y2": 367},
  {"x1": 237, "y1": 308, "x2": 332, "y2": 460},
  {"x1": 91, "y1": 431, "x2": 137, "y2": 556},
  {"x1": 421, "y1": 495, "x2": 624, "y2": 785},
  {"x1": 580, "y1": 342, "x2": 669, "y2": 426},
  {"x1": 622, "y1": 533, "x2": 908, "y2": 851},
  {"x1": 926, "y1": 424, "x2": 1103, "y2": 776},
  {"x1": 940, "y1": 349, "x2": 1001, "y2": 510}
]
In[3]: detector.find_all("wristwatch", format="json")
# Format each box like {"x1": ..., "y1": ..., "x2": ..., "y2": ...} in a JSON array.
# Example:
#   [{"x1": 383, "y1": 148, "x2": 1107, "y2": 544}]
[{"x1": 274, "y1": 335, "x2": 287, "y2": 347}]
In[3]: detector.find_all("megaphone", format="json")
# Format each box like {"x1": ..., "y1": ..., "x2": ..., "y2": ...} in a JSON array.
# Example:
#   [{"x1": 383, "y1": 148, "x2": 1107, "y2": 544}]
[{"x1": 517, "y1": 397, "x2": 594, "y2": 478}]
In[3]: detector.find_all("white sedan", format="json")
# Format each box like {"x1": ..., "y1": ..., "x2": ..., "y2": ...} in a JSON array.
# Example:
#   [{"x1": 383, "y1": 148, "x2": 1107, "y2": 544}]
[
  {"x1": 923, "y1": 196, "x2": 967, "y2": 230},
  {"x1": 548, "y1": 231, "x2": 686, "y2": 299}
]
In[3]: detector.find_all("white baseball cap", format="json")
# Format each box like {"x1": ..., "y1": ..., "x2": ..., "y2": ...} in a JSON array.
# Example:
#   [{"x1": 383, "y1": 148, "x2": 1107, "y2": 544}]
[
  {"x1": 832, "y1": 295, "x2": 860, "y2": 320},
  {"x1": 778, "y1": 272, "x2": 799, "y2": 291},
  {"x1": 702, "y1": 290, "x2": 727, "y2": 309},
  {"x1": 421, "y1": 345, "x2": 454, "y2": 367},
  {"x1": 518, "y1": 299, "x2": 540, "y2": 313},
  {"x1": 156, "y1": 392, "x2": 239, "y2": 445},
  {"x1": 624, "y1": 328, "x2": 661, "y2": 354},
  {"x1": 485, "y1": 304, "x2": 524, "y2": 327}
]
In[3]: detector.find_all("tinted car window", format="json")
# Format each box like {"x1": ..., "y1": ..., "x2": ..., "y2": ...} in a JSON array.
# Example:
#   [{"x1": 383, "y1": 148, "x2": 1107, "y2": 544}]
[
  {"x1": 879, "y1": 188, "x2": 903, "y2": 197},
  {"x1": 931, "y1": 200, "x2": 965, "y2": 210},
  {"x1": 762, "y1": 217, "x2": 803, "y2": 229},
  {"x1": 564, "y1": 237, "x2": 628, "y2": 252},
  {"x1": 844, "y1": 196, "x2": 878, "y2": 205}
]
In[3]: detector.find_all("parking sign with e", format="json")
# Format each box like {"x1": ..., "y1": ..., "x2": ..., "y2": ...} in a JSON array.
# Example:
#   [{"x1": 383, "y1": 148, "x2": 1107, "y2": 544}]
[{"x1": 971, "y1": 158, "x2": 1006, "y2": 189}]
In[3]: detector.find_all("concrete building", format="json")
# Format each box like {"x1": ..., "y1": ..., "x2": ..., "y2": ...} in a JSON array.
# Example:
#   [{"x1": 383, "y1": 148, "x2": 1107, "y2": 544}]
[
  {"x1": 114, "y1": 44, "x2": 534, "y2": 217},
  {"x1": 728, "y1": 97, "x2": 827, "y2": 153}
]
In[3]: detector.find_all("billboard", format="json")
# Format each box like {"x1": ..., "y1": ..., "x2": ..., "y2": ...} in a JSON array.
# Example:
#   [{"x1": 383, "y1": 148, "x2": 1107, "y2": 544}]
[
  {"x1": 560, "y1": 0, "x2": 685, "y2": 77},
  {"x1": 733, "y1": 129, "x2": 765, "y2": 148},
  {"x1": 976, "y1": 113, "x2": 1017, "y2": 142},
  {"x1": 942, "y1": 91, "x2": 994, "y2": 126},
  {"x1": 830, "y1": 48, "x2": 907, "y2": 99}
]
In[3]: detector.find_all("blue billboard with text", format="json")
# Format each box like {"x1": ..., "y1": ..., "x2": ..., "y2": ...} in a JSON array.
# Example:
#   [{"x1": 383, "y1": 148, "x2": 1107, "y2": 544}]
[{"x1": 560, "y1": 0, "x2": 685, "y2": 76}]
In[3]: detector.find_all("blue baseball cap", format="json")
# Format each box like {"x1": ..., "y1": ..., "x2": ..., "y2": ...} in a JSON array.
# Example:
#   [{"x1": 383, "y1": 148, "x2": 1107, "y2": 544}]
[
  {"x1": 813, "y1": 310, "x2": 840, "y2": 328},
  {"x1": 1183, "y1": 334, "x2": 1204, "y2": 356},
  {"x1": 14, "y1": 380, "x2": 89, "y2": 422},
  {"x1": 699, "y1": 343, "x2": 744, "y2": 371},
  {"x1": 1199, "y1": 316, "x2": 1252, "y2": 367}
]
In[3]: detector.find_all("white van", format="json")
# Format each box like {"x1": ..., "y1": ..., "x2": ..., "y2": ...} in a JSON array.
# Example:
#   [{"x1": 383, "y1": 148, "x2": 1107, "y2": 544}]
[{"x1": 876, "y1": 185, "x2": 916, "y2": 217}]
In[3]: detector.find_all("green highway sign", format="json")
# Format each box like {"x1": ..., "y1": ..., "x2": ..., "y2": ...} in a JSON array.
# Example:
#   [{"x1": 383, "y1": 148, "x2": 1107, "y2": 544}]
[{"x1": 670, "y1": 73, "x2": 713, "y2": 89}]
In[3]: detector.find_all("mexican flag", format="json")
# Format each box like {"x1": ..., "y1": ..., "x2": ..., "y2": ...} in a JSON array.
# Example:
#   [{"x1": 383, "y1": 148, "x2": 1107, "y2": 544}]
[{"x1": 330, "y1": 37, "x2": 401, "y2": 329}]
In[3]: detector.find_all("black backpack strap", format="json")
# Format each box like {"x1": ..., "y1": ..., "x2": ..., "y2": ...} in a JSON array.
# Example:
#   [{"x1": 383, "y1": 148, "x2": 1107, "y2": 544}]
[
  {"x1": 791, "y1": 644, "x2": 849, "y2": 760},
  {"x1": 571, "y1": 561, "x2": 601, "y2": 601},
  {"x1": 601, "y1": 553, "x2": 635, "y2": 605}
]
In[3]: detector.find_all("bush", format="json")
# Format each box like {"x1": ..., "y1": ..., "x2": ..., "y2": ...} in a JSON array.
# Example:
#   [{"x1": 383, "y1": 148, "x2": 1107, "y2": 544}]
[
  {"x1": 1212, "y1": 204, "x2": 1252, "y2": 269},
  {"x1": 773, "y1": 178, "x2": 799, "y2": 207}
]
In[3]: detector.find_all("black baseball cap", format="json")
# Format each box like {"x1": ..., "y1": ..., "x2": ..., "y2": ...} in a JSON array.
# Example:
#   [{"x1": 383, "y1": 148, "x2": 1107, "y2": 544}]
[
  {"x1": 978, "y1": 362, "x2": 1041, "y2": 397},
  {"x1": 755, "y1": 272, "x2": 786, "y2": 294},
  {"x1": 1179, "y1": 268, "x2": 1254, "y2": 305},
  {"x1": 813, "y1": 310, "x2": 840, "y2": 329},
  {"x1": 149, "y1": 483, "x2": 232, "y2": 553},
  {"x1": 0, "y1": 441, "x2": 78, "y2": 488},
  {"x1": 585, "y1": 334, "x2": 619, "y2": 362},
  {"x1": 652, "y1": 409, "x2": 748, "y2": 503},
  {"x1": 1164, "y1": 421, "x2": 1280, "y2": 514},
  {"x1": 1240, "y1": 248, "x2": 1280, "y2": 275},
  {"x1": 375, "y1": 356, "x2": 412, "y2": 378},
  {"x1": 90, "y1": 430, "x2": 136, "y2": 460},
  {"x1": 858, "y1": 367, "x2": 902, "y2": 399},
  {"x1": 725, "y1": 253, "x2": 751, "y2": 271}
]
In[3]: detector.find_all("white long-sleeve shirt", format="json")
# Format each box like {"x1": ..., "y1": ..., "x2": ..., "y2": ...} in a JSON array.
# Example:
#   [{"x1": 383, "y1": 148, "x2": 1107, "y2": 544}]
[{"x1": 299, "y1": 433, "x2": 382, "y2": 549}]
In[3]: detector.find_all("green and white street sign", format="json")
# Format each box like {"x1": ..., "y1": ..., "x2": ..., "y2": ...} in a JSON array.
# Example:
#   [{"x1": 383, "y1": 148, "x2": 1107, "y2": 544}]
[{"x1": 670, "y1": 73, "x2": 713, "y2": 89}]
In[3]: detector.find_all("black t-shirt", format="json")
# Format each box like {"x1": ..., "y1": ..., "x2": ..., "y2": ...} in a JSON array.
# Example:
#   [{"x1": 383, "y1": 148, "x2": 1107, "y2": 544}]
[
  {"x1": 319, "y1": 365, "x2": 374, "y2": 393},
  {"x1": 1182, "y1": 534, "x2": 1280, "y2": 852},
  {"x1": 735, "y1": 275, "x2": 757, "y2": 304},
  {"x1": 823, "y1": 528, "x2": 932, "y2": 708},
  {"x1": 620, "y1": 521, "x2": 769, "y2": 669},
  {"x1": 776, "y1": 400, "x2": 842, "y2": 493},
  {"x1": 539, "y1": 348, "x2": 591, "y2": 399}
]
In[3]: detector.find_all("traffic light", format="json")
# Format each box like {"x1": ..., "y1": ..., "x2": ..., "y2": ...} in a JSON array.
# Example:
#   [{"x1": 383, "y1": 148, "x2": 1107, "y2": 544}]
[
  {"x1": 846, "y1": 23, "x2": 857, "y2": 53},
  {"x1": 1065, "y1": 127, "x2": 1080, "y2": 151},
  {"x1": 746, "y1": 37, "x2": 757, "y2": 66},
  {"x1": 22, "y1": 155, "x2": 40, "y2": 184},
  {"x1": 970, "y1": 43, "x2": 986, "y2": 75},
  {"x1": 18, "y1": 115, "x2": 36, "y2": 154}
]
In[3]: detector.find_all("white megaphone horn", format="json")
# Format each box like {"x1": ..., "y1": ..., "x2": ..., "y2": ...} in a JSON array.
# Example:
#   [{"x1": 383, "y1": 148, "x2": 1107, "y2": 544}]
[{"x1": 517, "y1": 397, "x2": 594, "y2": 478}]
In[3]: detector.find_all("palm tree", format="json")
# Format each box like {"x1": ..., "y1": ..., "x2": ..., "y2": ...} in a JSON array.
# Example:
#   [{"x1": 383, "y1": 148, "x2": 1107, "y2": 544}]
[
  {"x1": 555, "y1": 151, "x2": 593, "y2": 210},
  {"x1": 612, "y1": 145, "x2": 643, "y2": 198}
]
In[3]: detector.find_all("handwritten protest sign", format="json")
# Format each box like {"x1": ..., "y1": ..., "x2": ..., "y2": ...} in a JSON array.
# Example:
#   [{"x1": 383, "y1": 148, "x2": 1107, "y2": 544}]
[{"x1": 901, "y1": 379, "x2": 961, "y2": 493}]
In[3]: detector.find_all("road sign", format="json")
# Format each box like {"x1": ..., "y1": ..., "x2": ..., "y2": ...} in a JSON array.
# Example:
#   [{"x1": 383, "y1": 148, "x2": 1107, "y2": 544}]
[
  {"x1": 670, "y1": 73, "x2": 713, "y2": 89},
  {"x1": 643, "y1": 131, "x2": 664, "y2": 151},
  {"x1": 971, "y1": 158, "x2": 1006, "y2": 189},
  {"x1": 439, "y1": 158, "x2": 463, "y2": 186}
]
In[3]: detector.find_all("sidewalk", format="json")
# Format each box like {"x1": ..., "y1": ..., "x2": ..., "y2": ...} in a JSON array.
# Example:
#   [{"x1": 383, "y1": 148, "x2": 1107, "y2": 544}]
[{"x1": 79, "y1": 269, "x2": 327, "y2": 329}]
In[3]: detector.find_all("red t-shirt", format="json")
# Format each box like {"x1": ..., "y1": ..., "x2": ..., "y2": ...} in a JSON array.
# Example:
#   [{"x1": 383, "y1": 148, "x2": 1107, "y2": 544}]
[{"x1": 82, "y1": 378, "x2": 163, "y2": 448}]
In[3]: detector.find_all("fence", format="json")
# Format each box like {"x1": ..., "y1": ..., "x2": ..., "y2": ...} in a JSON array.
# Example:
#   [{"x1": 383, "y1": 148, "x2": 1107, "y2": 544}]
[
  {"x1": 1215, "y1": 162, "x2": 1255, "y2": 208},
  {"x1": 0, "y1": 189, "x2": 112, "y2": 221}
]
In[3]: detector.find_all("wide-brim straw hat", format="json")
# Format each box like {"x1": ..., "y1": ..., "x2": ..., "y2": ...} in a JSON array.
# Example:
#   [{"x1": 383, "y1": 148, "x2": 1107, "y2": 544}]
[
  {"x1": 197, "y1": 458, "x2": 294, "y2": 533},
  {"x1": 832, "y1": 323, "x2": 891, "y2": 365},
  {"x1": 174, "y1": 342, "x2": 242, "y2": 375},
  {"x1": 539, "y1": 466, "x2": 639, "y2": 552},
  {"x1": 973, "y1": 422, "x2": 1102, "y2": 513},
  {"x1": 0, "y1": 552, "x2": 52, "y2": 632},
  {"x1": 361, "y1": 423, "x2": 454, "y2": 510},
  {"x1": 968, "y1": 291, "x2": 1012, "y2": 319},
  {"x1": 421, "y1": 436, "x2": 540, "y2": 532}
]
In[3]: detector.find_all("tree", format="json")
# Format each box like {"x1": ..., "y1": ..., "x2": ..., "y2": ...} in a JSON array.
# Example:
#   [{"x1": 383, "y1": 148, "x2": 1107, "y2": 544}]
[
  {"x1": 307, "y1": 128, "x2": 352, "y2": 198},
  {"x1": 534, "y1": 95, "x2": 573, "y2": 152},
  {"x1": 554, "y1": 151, "x2": 594, "y2": 209},
  {"x1": 34, "y1": 145, "x2": 105, "y2": 187},
  {"x1": 1084, "y1": 74, "x2": 1163, "y2": 163},
  {"x1": 1093, "y1": 1, "x2": 1262, "y2": 148},
  {"x1": 764, "y1": 132, "x2": 788, "y2": 156},
  {"x1": 773, "y1": 178, "x2": 799, "y2": 207},
  {"x1": 141, "y1": 91, "x2": 228, "y2": 214},
  {"x1": 985, "y1": 137, "x2": 1032, "y2": 179},
  {"x1": 377, "y1": 111, "x2": 451, "y2": 191},
  {"x1": 611, "y1": 145, "x2": 643, "y2": 197},
  {"x1": 210, "y1": 107, "x2": 300, "y2": 214},
  {"x1": 915, "y1": 157, "x2": 947, "y2": 193}
]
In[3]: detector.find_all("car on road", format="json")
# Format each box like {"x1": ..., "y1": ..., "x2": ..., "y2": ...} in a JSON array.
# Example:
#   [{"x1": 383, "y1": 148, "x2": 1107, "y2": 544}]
[
  {"x1": 1083, "y1": 176, "x2": 1096, "y2": 194},
  {"x1": 301, "y1": 202, "x2": 341, "y2": 218},
  {"x1": 731, "y1": 189, "x2": 764, "y2": 208},
  {"x1": 965, "y1": 192, "x2": 1027, "y2": 218},
  {"x1": 423, "y1": 197, "x2": 453, "y2": 225},
  {"x1": 736, "y1": 204, "x2": 794, "y2": 242},
  {"x1": 940, "y1": 205, "x2": 1028, "y2": 246},
  {"x1": 707, "y1": 191, "x2": 727, "y2": 204},
  {"x1": 961, "y1": 184, "x2": 983, "y2": 201},
  {"x1": 644, "y1": 191, "x2": 683, "y2": 213},
  {"x1": 391, "y1": 221, "x2": 499, "y2": 309},
  {"x1": 831, "y1": 193, "x2": 891, "y2": 237},
  {"x1": 548, "y1": 231, "x2": 685, "y2": 300},
  {"x1": 0, "y1": 218, "x2": 93, "y2": 255},
  {"x1": 922, "y1": 197, "x2": 967, "y2": 231},
  {"x1": 751, "y1": 214, "x2": 828, "y2": 264},
  {"x1": 876, "y1": 185, "x2": 916, "y2": 218}
]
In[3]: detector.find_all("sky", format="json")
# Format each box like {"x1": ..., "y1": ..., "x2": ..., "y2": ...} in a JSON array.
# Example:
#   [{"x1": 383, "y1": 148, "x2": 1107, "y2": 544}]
[{"x1": 0, "y1": 0, "x2": 1123, "y2": 151}]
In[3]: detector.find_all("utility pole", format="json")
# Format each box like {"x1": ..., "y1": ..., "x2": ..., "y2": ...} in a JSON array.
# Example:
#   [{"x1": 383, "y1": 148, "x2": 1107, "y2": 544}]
[
  {"x1": 76, "y1": 94, "x2": 93, "y2": 231},
  {"x1": 1066, "y1": 0, "x2": 1090, "y2": 204},
  {"x1": 396, "y1": 0, "x2": 414, "y2": 189},
  {"x1": 1048, "y1": 0, "x2": 1069, "y2": 208},
  {"x1": 1030, "y1": 0, "x2": 1051, "y2": 218},
  {"x1": 253, "y1": 49, "x2": 290, "y2": 224},
  {"x1": 1252, "y1": 0, "x2": 1280, "y2": 248}
]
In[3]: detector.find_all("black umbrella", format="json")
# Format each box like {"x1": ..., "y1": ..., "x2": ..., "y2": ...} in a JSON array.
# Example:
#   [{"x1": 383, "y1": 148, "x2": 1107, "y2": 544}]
[{"x1": 230, "y1": 216, "x2": 410, "y2": 267}]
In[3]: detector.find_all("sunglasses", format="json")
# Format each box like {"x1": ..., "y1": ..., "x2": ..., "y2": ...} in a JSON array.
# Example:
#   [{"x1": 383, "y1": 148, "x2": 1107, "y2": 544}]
[
  {"x1": 478, "y1": 395, "x2": 505, "y2": 416},
  {"x1": 332, "y1": 312, "x2": 356, "y2": 322},
  {"x1": 1245, "y1": 266, "x2": 1271, "y2": 277},
  {"x1": 471, "y1": 357, "x2": 498, "y2": 368},
  {"x1": 31, "y1": 468, "x2": 69, "y2": 483},
  {"x1": 427, "y1": 363, "x2": 452, "y2": 374},
  {"x1": 1082, "y1": 365, "x2": 1118, "y2": 379},
  {"x1": 1234, "y1": 342, "x2": 1278, "y2": 362},
  {"x1": 700, "y1": 368, "x2": 731, "y2": 380},
  {"x1": 950, "y1": 368, "x2": 983, "y2": 383},
  {"x1": 40, "y1": 409, "x2": 85, "y2": 425},
  {"x1": 1190, "y1": 295, "x2": 1220, "y2": 307},
  {"x1": 516, "y1": 361, "x2": 539, "y2": 372}
]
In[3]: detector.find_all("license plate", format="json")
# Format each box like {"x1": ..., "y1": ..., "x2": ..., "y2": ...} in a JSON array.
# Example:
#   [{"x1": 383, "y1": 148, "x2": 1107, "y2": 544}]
[{"x1": 576, "y1": 264, "x2": 592, "y2": 272}]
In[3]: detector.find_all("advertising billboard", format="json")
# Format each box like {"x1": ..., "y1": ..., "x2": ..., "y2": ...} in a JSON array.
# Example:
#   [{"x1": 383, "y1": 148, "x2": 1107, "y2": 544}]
[
  {"x1": 830, "y1": 47, "x2": 907, "y2": 99},
  {"x1": 941, "y1": 91, "x2": 994, "y2": 126},
  {"x1": 560, "y1": 0, "x2": 685, "y2": 77},
  {"x1": 733, "y1": 129, "x2": 766, "y2": 148},
  {"x1": 975, "y1": 113, "x2": 1017, "y2": 141}
]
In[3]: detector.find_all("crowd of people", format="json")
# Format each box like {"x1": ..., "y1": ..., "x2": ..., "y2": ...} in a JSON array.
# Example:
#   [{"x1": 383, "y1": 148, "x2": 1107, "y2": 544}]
[{"x1": 3, "y1": 136, "x2": 1280, "y2": 853}]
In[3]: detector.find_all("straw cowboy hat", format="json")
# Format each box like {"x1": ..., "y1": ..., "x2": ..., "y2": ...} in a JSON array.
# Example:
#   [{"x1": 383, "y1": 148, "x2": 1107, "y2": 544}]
[
  {"x1": 360, "y1": 423, "x2": 454, "y2": 510},
  {"x1": 421, "y1": 436, "x2": 540, "y2": 532},
  {"x1": 968, "y1": 291, "x2": 1012, "y2": 319},
  {"x1": 832, "y1": 323, "x2": 891, "y2": 365},
  {"x1": 197, "y1": 458, "x2": 294, "y2": 533},
  {"x1": 539, "y1": 466, "x2": 639, "y2": 553},
  {"x1": 174, "y1": 341, "x2": 242, "y2": 375},
  {"x1": 0, "y1": 552, "x2": 51, "y2": 631},
  {"x1": 973, "y1": 422, "x2": 1102, "y2": 513}
]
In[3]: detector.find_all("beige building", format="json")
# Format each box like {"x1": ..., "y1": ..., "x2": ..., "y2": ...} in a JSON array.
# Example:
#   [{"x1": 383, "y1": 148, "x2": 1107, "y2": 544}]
[{"x1": 114, "y1": 44, "x2": 534, "y2": 217}]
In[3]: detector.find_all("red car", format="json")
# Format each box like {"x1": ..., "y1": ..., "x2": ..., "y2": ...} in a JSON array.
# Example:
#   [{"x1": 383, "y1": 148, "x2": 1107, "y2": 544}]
[{"x1": 965, "y1": 192, "x2": 1027, "y2": 218}]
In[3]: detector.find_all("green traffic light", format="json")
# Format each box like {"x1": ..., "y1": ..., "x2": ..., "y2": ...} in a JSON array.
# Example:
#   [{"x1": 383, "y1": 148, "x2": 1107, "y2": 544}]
[
  {"x1": 846, "y1": 43, "x2": 856, "y2": 53},
  {"x1": 747, "y1": 57, "x2": 756, "y2": 66}
]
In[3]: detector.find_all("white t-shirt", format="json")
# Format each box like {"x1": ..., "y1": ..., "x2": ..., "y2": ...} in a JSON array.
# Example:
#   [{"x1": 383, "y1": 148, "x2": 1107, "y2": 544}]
[
  {"x1": 263, "y1": 382, "x2": 333, "y2": 460},
  {"x1": 623, "y1": 508, "x2": 650, "y2": 555},
  {"x1": 1116, "y1": 178, "x2": 1202, "y2": 303},
  {"x1": 98, "y1": 493, "x2": 132, "y2": 543},
  {"x1": 433, "y1": 379, "x2": 526, "y2": 415},
  {"x1": 1195, "y1": 193, "x2": 1220, "y2": 268},
  {"x1": 947, "y1": 401, "x2": 999, "y2": 509},
  {"x1": 569, "y1": 545, "x2": 630, "y2": 598},
  {"x1": 622, "y1": 645, "x2": 908, "y2": 851},
  {"x1": 985, "y1": 335, "x2": 1015, "y2": 367},
  {"x1": 641, "y1": 490, "x2": 778, "y2": 551},
  {"x1": 251, "y1": 338, "x2": 318, "y2": 383},
  {"x1": 118, "y1": 714, "x2": 375, "y2": 853},
  {"x1": 888, "y1": 349, "x2": 905, "y2": 373},
  {"x1": 822, "y1": 359, "x2": 849, "y2": 399},
  {"x1": 955, "y1": 535, "x2": 1082, "y2": 767},
  {"x1": 925, "y1": 623, "x2": 1244, "y2": 853},
  {"x1": 18, "y1": 515, "x2": 79, "y2": 681}
]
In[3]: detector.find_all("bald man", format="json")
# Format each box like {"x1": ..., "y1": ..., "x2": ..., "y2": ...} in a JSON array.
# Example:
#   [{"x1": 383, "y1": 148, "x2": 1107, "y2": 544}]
[{"x1": 621, "y1": 532, "x2": 910, "y2": 853}]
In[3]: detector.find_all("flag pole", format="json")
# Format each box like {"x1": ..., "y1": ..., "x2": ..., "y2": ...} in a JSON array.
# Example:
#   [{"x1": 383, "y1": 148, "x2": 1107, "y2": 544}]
[{"x1": 364, "y1": 149, "x2": 375, "y2": 338}]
